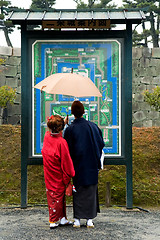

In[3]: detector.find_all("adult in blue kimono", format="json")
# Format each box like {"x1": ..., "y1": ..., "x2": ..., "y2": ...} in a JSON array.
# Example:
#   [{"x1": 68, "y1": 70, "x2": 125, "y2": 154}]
[{"x1": 64, "y1": 100, "x2": 105, "y2": 228}]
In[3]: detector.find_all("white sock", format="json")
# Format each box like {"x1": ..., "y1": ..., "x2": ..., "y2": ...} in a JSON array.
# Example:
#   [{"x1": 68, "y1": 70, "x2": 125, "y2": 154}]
[
  {"x1": 50, "y1": 222, "x2": 59, "y2": 228},
  {"x1": 87, "y1": 219, "x2": 93, "y2": 226},
  {"x1": 74, "y1": 218, "x2": 80, "y2": 226},
  {"x1": 60, "y1": 217, "x2": 68, "y2": 224}
]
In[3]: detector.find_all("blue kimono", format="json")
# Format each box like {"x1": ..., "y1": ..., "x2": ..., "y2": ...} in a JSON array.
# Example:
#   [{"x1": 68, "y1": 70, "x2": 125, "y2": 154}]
[{"x1": 64, "y1": 117, "x2": 105, "y2": 187}]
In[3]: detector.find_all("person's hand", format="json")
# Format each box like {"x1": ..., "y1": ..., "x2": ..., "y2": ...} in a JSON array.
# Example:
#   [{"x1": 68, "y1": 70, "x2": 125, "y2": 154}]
[{"x1": 64, "y1": 115, "x2": 69, "y2": 125}]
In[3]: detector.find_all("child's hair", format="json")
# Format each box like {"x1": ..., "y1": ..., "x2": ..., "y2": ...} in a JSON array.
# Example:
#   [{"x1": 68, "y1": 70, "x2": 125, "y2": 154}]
[{"x1": 47, "y1": 115, "x2": 64, "y2": 133}]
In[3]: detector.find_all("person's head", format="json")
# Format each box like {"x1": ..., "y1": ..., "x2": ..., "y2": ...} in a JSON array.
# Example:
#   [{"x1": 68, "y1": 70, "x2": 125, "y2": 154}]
[
  {"x1": 47, "y1": 115, "x2": 64, "y2": 133},
  {"x1": 71, "y1": 100, "x2": 85, "y2": 118}
]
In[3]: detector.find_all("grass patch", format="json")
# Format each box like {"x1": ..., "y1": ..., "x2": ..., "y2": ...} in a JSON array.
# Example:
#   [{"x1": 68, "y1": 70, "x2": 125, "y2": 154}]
[{"x1": 0, "y1": 125, "x2": 160, "y2": 207}]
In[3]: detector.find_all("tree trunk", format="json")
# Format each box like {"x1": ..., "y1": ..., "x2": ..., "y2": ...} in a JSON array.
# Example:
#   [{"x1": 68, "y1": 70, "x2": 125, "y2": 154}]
[
  {"x1": 142, "y1": 21, "x2": 148, "y2": 47},
  {"x1": 3, "y1": 27, "x2": 13, "y2": 48},
  {"x1": 2, "y1": 108, "x2": 8, "y2": 124},
  {"x1": 157, "y1": 14, "x2": 160, "y2": 46},
  {"x1": 150, "y1": 12, "x2": 159, "y2": 48},
  {"x1": 0, "y1": 108, "x2": 3, "y2": 125},
  {"x1": 88, "y1": 0, "x2": 95, "y2": 8}
]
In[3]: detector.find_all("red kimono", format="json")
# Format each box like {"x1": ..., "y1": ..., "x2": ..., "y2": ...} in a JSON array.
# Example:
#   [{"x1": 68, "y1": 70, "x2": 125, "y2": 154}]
[{"x1": 42, "y1": 131, "x2": 75, "y2": 223}]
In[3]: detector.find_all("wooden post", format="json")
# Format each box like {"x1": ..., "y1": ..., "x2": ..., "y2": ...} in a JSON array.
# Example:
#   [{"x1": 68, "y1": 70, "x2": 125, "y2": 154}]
[{"x1": 105, "y1": 182, "x2": 111, "y2": 207}]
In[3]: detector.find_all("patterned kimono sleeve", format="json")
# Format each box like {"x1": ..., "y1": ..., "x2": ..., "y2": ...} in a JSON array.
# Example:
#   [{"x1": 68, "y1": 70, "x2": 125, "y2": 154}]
[{"x1": 60, "y1": 139, "x2": 75, "y2": 186}]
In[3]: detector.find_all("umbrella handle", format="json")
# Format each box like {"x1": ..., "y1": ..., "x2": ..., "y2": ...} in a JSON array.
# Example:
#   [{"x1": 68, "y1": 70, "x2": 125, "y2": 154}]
[
  {"x1": 64, "y1": 115, "x2": 69, "y2": 125},
  {"x1": 41, "y1": 85, "x2": 47, "y2": 93}
]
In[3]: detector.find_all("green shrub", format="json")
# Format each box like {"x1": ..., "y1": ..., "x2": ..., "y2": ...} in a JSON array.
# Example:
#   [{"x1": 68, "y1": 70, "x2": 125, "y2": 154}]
[
  {"x1": 144, "y1": 86, "x2": 160, "y2": 111},
  {"x1": 0, "y1": 85, "x2": 16, "y2": 109}
]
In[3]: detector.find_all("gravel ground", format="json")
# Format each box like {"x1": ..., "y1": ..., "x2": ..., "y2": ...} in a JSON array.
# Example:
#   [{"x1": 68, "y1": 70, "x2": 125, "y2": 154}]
[{"x1": 0, "y1": 206, "x2": 160, "y2": 240}]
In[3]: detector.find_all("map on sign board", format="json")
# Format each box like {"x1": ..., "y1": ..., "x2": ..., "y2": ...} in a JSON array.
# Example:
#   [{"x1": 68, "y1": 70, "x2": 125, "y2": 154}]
[{"x1": 32, "y1": 40, "x2": 121, "y2": 157}]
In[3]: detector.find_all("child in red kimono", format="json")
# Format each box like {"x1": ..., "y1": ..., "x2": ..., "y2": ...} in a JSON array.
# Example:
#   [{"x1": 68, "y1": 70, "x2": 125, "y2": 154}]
[{"x1": 42, "y1": 115, "x2": 75, "y2": 229}]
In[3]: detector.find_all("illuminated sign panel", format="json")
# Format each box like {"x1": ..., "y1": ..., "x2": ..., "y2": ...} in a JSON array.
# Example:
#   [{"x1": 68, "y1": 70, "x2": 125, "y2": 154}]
[{"x1": 32, "y1": 40, "x2": 121, "y2": 157}]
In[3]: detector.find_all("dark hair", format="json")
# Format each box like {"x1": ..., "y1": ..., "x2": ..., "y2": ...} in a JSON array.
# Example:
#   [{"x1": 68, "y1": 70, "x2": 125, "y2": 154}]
[
  {"x1": 71, "y1": 100, "x2": 85, "y2": 118},
  {"x1": 47, "y1": 115, "x2": 64, "y2": 133}
]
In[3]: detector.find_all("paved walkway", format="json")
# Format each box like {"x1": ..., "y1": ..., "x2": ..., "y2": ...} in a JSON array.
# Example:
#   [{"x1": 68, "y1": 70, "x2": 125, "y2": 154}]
[{"x1": 0, "y1": 206, "x2": 160, "y2": 240}]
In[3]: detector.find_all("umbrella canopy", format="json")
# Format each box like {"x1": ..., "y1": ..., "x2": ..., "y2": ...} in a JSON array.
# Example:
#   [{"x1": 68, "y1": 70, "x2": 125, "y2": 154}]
[{"x1": 34, "y1": 72, "x2": 102, "y2": 97}]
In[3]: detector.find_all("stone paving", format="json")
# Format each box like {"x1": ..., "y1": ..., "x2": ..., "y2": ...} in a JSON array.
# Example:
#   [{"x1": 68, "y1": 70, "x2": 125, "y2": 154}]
[{"x1": 0, "y1": 206, "x2": 160, "y2": 240}]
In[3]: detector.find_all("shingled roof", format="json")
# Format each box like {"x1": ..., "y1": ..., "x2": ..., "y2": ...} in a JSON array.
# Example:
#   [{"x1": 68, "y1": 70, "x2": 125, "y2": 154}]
[{"x1": 7, "y1": 9, "x2": 145, "y2": 27}]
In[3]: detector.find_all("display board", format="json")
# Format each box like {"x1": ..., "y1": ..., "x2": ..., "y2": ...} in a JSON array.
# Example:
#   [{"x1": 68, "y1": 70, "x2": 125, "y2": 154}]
[{"x1": 32, "y1": 40, "x2": 121, "y2": 157}]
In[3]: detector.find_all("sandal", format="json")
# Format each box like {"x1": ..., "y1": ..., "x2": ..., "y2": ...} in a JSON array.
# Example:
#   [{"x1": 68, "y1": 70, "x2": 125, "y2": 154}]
[
  {"x1": 73, "y1": 219, "x2": 80, "y2": 228},
  {"x1": 86, "y1": 219, "x2": 94, "y2": 228}
]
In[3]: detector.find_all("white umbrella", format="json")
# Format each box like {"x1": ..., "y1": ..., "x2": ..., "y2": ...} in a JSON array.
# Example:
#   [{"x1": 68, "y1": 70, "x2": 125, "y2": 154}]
[{"x1": 34, "y1": 72, "x2": 102, "y2": 97}]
